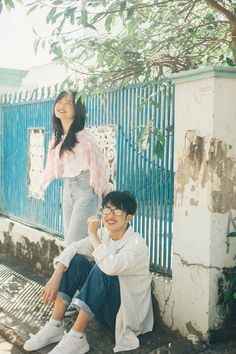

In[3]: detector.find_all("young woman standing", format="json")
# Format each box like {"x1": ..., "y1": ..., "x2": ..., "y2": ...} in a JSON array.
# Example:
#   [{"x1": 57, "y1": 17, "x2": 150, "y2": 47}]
[{"x1": 41, "y1": 90, "x2": 109, "y2": 247}]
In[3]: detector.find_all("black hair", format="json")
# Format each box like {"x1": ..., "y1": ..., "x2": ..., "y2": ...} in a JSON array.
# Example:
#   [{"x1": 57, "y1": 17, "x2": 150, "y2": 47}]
[
  {"x1": 52, "y1": 90, "x2": 86, "y2": 157},
  {"x1": 102, "y1": 191, "x2": 137, "y2": 215}
]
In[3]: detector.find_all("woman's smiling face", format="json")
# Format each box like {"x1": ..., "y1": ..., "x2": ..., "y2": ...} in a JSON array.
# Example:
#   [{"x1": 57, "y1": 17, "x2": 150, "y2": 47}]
[{"x1": 54, "y1": 93, "x2": 75, "y2": 122}]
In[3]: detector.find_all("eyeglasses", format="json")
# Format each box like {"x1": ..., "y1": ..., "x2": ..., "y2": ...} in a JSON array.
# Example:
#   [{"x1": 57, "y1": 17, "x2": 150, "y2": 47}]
[{"x1": 102, "y1": 206, "x2": 123, "y2": 216}]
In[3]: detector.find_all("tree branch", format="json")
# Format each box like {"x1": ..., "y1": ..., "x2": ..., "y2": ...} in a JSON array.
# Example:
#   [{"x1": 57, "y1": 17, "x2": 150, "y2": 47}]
[{"x1": 205, "y1": 0, "x2": 236, "y2": 27}]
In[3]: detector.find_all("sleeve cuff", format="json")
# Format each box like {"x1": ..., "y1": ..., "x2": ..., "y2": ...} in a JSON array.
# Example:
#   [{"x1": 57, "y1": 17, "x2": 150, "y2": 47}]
[
  {"x1": 53, "y1": 245, "x2": 77, "y2": 269},
  {"x1": 92, "y1": 243, "x2": 108, "y2": 261}
]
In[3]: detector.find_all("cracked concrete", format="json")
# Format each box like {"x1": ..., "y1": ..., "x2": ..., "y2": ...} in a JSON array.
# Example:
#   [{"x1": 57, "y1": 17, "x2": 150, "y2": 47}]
[
  {"x1": 175, "y1": 130, "x2": 236, "y2": 213},
  {"x1": 173, "y1": 252, "x2": 222, "y2": 271}
]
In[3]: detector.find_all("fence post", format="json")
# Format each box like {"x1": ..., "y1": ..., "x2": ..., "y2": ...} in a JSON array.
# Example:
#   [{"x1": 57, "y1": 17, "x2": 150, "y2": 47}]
[{"x1": 168, "y1": 66, "x2": 236, "y2": 340}]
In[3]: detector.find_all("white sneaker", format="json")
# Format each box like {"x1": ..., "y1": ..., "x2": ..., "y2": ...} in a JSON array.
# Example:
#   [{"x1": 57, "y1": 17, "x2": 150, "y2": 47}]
[
  {"x1": 23, "y1": 320, "x2": 65, "y2": 351},
  {"x1": 48, "y1": 332, "x2": 90, "y2": 354}
]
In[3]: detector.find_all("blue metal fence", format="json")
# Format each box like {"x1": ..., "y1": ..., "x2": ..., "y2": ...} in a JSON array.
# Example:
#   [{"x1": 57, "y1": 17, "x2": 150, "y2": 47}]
[{"x1": 0, "y1": 81, "x2": 174, "y2": 275}]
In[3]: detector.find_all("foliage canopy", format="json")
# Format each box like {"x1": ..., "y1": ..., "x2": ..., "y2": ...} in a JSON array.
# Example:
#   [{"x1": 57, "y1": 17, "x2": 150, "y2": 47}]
[{"x1": 2, "y1": 0, "x2": 236, "y2": 93}]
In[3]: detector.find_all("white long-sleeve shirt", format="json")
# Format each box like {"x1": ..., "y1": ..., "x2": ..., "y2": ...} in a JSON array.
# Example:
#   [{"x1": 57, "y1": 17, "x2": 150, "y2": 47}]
[{"x1": 54, "y1": 226, "x2": 154, "y2": 352}]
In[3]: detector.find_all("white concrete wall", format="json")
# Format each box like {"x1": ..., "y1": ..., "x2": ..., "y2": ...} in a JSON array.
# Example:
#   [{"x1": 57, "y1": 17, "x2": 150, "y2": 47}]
[
  {"x1": 21, "y1": 62, "x2": 69, "y2": 92},
  {"x1": 153, "y1": 66, "x2": 236, "y2": 341},
  {"x1": 0, "y1": 68, "x2": 28, "y2": 95}
]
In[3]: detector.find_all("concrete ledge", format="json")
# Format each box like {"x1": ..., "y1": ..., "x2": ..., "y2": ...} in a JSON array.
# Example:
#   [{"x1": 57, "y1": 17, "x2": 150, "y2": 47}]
[
  {"x1": 0, "y1": 215, "x2": 63, "y2": 277},
  {"x1": 0, "y1": 68, "x2": 28, "y2": 86},
  {"x1": 169, "y1": 66, "x2": 236, "y2": 84}
]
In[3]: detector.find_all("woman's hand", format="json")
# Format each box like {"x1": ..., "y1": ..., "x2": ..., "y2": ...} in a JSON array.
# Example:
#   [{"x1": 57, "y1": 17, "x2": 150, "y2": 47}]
[{"x1": 41, "y1": 263, "x2": 65, "y2": 307}]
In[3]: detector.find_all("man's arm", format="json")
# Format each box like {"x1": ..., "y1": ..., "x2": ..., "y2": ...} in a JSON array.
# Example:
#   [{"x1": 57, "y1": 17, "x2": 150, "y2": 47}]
[
  {"x1": 93, "y1": 236, "x2": 149, "y2": 276},
  {"x1": 41, "y1": 262, "x2": 66, "y2": 307},
  {"x1": 53, "y1": 237, "x2": 94, "y2": 269},
  {"x1": 40, "y1": 218, "x2": 101, "y2": 307}
]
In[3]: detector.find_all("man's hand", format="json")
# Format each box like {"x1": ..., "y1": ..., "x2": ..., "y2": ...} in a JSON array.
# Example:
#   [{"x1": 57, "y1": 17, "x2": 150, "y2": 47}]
[
  {"x1": 87, "y1": 216, "x2": 101, "y2": 249},
  {"x1": 41, "y1": 263, "x2": 65, "y2": 307},
  {"x1": 87, "y1": 216, "x2": 100, "y2": 236}
]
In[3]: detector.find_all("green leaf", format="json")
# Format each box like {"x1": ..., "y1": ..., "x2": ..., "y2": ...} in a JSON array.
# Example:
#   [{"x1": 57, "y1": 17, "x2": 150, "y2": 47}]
[
  {"x1": 226, "y1": 57, "x2": 236, "y2": 67},
  {"x1": 224, "y1": 289, "x2": 233, "y2": 304},
  {"x1": 149, "y1": 99, "x2": 159, "y2": 108},
  {"x1": 46, "y1": 7, "x2": 57, "y2": 24},
  {"x1": 155, "y1": 140, "x2": 164, "y2": 160},
  {"x1": 0, "y1": 3, "x2": 3, "y2": 13},
  {"x1": 4, "y1": 0, "x2": 15, "y2": 10},
  {"x1": 120, "y1": 1, "x2": 126, "y2": 11},
  {"x1": 137, "y1": 126, "x2": 149, "y2": 144},
  {"x1": 34, "y1": 38, "x2": 40, "y2": 54},
  {"x1": 27, "y1": 4, "x2": 38, "y2": 15},
  {"x1": 224, "y1": 275, "x2": 236, "y2": 303},
  {"x1": 51, "y1": 12, "x2": 63, "y2": 24},
  {"x1": 165, "y1": 124, "x2": 174, "y2": 133},
  {"x1": 207, "y1": 25, "x2": 214, "y2": 31},
  {"x1": 219, "y1": 54, "x2": 224, "y2": 61},
  {"x1": 187, "y1": 27, "x2": 195, "y2": 34},
  {"x1": 69, "y1": 12, "x2": 75, "y2": 25},
  {"x1": 105, "y1": 14, "x2": 113, "y2": 31},
  {"x1": 127, "y1": 8, "x2": 134, "y2": 19},
  {"x1": 52, "y1": 0, "x2": 63, "y2": 4},
  {"x1": 227, "y1": 232, "x2": 236, "y2": 237},
  {"x1": 153, "y1": 128, "x2": 165, "y2": 144},
  {"x1": 81, "y1": 9, "x2": 88, "y2": 27},
  {"x1": 57, "y1": 18, "x2": 66, "y2": 33},
  {"x1": 92, "y1": 12, "x2": 105, "y2": 23},
  {"x1": 26, "y1": 1, "x2": 37, "y2": 7},
  {"x1": 204, "y1": 13, "x2": 215, "y2": 21}
]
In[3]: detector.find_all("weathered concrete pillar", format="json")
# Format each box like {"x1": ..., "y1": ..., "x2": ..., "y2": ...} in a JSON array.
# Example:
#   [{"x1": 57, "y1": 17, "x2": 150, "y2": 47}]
[{"x1": 169, "y1": 66, "x2": 236, "y2": 340}]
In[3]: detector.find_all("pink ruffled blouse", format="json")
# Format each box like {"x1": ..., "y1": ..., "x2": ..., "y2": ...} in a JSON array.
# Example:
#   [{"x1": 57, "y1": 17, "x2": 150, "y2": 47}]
[{"x1": 41, "y1": 129, "x2": 109, "y2": 196}]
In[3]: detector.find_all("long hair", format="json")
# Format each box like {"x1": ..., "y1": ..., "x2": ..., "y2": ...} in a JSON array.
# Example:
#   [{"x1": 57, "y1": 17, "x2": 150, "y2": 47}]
[{"x1": 52, "y1": 90, "x2": 86, "y2": 157}]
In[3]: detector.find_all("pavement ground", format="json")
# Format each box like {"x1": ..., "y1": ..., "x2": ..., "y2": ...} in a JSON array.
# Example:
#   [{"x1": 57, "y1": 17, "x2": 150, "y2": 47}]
[
  {"x1": 0, "y1": 254, "x2": 235, "y2": 354},
  {"x1": 0, "y1": 334, "x2": 23, "y2": 354}
]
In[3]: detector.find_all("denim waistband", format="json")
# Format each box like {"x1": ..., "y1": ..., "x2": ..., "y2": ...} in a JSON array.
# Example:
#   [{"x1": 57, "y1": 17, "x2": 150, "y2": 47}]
[{"x1": 65, "y1": 170, "x2": 90, "y2": 181}]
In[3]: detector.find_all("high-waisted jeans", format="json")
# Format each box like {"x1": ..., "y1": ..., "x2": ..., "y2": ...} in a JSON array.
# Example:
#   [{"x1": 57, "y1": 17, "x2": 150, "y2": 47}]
[
  {"x1": 63, "y1": 171, "x2": 99, "y2": 246},
  {"x1": 58, "y1": 255, "x2": 121, "y2": 330}
]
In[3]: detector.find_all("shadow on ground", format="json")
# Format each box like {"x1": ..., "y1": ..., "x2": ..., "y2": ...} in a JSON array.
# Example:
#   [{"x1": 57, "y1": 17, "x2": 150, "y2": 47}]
[{"x1": 0, "y1": 255, "x2": 236, "y2": 354}]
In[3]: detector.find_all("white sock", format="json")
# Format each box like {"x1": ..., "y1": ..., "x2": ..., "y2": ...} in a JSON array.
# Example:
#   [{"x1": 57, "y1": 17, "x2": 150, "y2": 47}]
[
  {"x1": 69, "y1": 329, "x2": 84, "y2": 338},
  {"x1": 49, "y1": 318, "x2": 63, "y2": 327}
]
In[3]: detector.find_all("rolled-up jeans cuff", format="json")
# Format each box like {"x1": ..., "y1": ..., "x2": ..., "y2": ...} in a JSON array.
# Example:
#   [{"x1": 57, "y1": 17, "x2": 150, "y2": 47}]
[
  {"x1": 72, "y1": 298, "x2": 95, "y2": 320},
  {"x1": 58, "y1": 291, "x2": 71, "y2": 305}
]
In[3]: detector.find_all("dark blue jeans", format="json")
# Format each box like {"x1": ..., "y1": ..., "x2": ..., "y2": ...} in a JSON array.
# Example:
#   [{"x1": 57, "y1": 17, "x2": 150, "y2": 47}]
[{"x1": 58, "y1": 254, "x2": 121, "y2": 330}]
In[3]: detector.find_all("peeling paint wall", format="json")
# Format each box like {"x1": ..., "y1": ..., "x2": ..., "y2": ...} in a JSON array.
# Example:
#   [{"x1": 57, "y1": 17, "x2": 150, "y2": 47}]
[
  {"x1": 152, "y1": 275, "x2": 174, "y2": 330},
  {"x1": 0, "y1": 216, "x2": 63, "y2": 277},
  {"x1": 157, "y1": 68, "x2": 236, "y2": 342},
  {"x1": 175, "y1": 130, "x2": 236, "y2": 213}
]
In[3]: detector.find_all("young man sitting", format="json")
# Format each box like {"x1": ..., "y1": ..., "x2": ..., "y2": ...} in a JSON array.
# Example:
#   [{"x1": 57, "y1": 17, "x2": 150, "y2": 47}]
[{"x1": 23, "y1": 191, "x2": 154, "y2": 353}]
